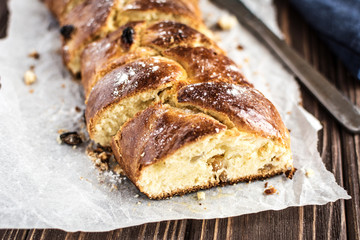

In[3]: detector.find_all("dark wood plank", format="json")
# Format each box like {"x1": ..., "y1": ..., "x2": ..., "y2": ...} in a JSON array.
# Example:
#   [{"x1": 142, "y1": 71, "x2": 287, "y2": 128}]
[
  {"x1": 0, "y1": 0, "x2": 8, "y2": 38},
  {"x1": 0, "y1": 230, "x2": 28, "y2": 240}
]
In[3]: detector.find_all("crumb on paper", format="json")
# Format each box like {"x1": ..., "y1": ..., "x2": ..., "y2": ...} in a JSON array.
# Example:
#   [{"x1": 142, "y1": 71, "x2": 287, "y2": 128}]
[
  {"x1": 110, "y1": 184, "x2": 118, "y2": 191},
  {"x1": 264, "y1": 185, "x2": 277, "y2": 195},
  {"x1": 75, "y1": 106, "x2": 81, "y2": 112},
  {"x1": 28, "y1": 50, "x2": 40, "y2": 59},
  {"x1": 137, "y1": 201, "x2": 141, "y2": 205},
  {"x1": 61, "y1": 83, "x2": 66, "y2": 88},
  {"x1": 287, "y1": 111, "x2": 291, "y2": 115},
  {"x1": 217, "y1": 14, "x2": 237, "y2": 30},
  {"x1": 86, "y1": 142, "x2": 121, "y2": 174},
  {"x1": 264, "y1": 182, "x2": 268, "y2": 188},
  {"x1": 147, "y1": 203, "x2": 151, "y2": 206},
  {"x1": 285, "y1": 167, "x2": 296, "y2": 179},
  {"x1": 197, "y1": 191, "x2": 206, "y2": 200},
  {"x1": 244, "y1": 58, "x2": 250, "y2": 63},
  {"x1": 113, "y1": 164, "x2": 124, "y2": 175},
  {"x1": 305, "y1": 169, "x2": 314, "y2": 178},
  {"x1": 237, "y1": 44, "x2": 244, "y2": 50},
  {"x1": 24, "y1": 69, "x2": 37, "y2": 85},
  {"x1": 29, "y1": 89, "x2": 34, "y2": 94}
]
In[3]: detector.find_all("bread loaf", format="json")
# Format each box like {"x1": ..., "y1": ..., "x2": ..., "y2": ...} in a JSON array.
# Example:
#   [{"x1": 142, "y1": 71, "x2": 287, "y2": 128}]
[{"x1": 44, "y1": 0, "x2": 294, "y2": 199}]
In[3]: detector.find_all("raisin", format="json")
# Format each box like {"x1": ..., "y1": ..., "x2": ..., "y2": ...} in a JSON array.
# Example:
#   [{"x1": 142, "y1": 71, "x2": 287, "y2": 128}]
[
  {"x1": 121, "y1": 27, "x2": 134, "y2": 46},
  {"x1": 60, "y1": 25, "x2": 75, "y2": 40},
  {"x1": 59, "y1": 132, "x2": 83, "y2": 146}
]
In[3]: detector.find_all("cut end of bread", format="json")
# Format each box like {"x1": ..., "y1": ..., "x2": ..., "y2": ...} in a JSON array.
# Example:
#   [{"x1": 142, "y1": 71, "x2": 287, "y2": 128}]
[
  {"x1": 136, "y1": 128, "x2": 292, "y2": 199},
  {"x1": 90, "y1": 88, "x2": 164, "y2": 146}
]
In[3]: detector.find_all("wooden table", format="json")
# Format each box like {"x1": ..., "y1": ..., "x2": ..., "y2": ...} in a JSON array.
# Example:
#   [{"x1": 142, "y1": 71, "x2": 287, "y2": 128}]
[{"x1": 0, "y1": 0, "x2": 359, "y2": 239}]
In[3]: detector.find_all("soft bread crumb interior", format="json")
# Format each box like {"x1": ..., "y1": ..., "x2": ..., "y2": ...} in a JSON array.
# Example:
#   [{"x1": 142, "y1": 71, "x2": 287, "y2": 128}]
[
  {"x1": 92, "y1": 87, "x2": 170, "y2": 146},
  {"x1": 137, "y1": 128, "x2": 292, "y2": 199}
]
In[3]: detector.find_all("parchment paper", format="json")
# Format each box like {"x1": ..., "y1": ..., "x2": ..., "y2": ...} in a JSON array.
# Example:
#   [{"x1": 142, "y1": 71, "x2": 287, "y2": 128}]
[{"x1": 0, "y1": 0, "x2": 350, "y2": 231}]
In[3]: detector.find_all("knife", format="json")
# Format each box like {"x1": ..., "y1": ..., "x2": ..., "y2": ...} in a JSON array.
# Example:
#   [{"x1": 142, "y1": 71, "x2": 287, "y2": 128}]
[{"x1": 211, "y1": 0, "x2": 360, "y2": 133}]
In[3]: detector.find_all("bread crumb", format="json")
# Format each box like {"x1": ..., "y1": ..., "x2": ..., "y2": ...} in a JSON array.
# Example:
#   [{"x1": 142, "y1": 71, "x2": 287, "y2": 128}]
[
  {"x1": 264, "y1": 182, "x2": 268, "y2": 188},
  {"x1": 24, "y1": 69, "x2": 37, "y2": 85},
  {"x1": 217, "y1": 15, "x2": 237, "y2": 30},
  {"x1": 285, "y1": 167, "x2": 296, "y2": 179},
  {"x1": 264, "y1": 185, "x2": 277, "y2": 195},
  {"x1": 29, "y1": 89, "x2": 34, "y2": 94},
  {"x1": 99, "y1": 152, "x2": 108, "y2": 161},
  {"x1": 237, "y1": 44, "x2": 244, "y2": 50},
  {"x1": 61, "y1": 83, "x2": 66, "y2": 88},
  {"x1": 110, "y1": 184, "x2": 118, "y2": 191},
  {"x1": 86, "y1": 142, "x2": 116, "y2": 173},
  {"x1": 137, "y1": 201, "x2": 142, "y2": 205},
  {"x1": 113, "y1": 164, "x2": 124, "y2": 175},
  {"x1": 28, "y1": 50, "x2": 40, "y2": 60},
  {"x1": 147, "y1": 203, "x2": 151, "y2": 206},
  {"x1": 305, "y1": 169, "x2": 314, "y2": 177},
  {"x1": 197, "y1": 191, "x2": 206, "y2": 200}
]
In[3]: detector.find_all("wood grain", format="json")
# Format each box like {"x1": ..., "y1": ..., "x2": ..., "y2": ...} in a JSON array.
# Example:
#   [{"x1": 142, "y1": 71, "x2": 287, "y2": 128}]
[{"x1": 0, "y1": 0, "x2": 359, "y2": 239}]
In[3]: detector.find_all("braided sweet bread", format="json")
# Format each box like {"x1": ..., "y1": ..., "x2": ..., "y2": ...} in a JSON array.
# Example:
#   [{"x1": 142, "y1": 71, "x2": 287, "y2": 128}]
[{"x1": 44, "y1": 0, "x2": 294, "y2": 199}]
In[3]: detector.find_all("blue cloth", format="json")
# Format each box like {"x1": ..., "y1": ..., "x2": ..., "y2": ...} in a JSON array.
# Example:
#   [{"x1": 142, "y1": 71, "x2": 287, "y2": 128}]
[{"x1": 290, "y1": 0, "x2": 360, "y2": 80}]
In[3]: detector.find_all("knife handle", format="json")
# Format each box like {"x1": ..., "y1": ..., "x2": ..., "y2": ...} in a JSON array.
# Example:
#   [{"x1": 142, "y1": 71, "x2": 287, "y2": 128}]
[{"x1": 213, "y1": 0, "x2": 360, "y2": 133}]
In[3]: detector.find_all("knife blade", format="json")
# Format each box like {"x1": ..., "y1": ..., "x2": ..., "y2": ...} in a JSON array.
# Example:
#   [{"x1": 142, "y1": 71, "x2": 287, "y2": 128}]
[{"x1": 211, "y1": 0, "x2": 360, "y2": 133}]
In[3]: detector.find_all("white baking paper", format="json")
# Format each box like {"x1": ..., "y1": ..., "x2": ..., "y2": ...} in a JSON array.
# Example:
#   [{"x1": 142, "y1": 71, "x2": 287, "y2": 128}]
[{"x1": 0, "y1": 0, "x2": 350, "y2": 231}]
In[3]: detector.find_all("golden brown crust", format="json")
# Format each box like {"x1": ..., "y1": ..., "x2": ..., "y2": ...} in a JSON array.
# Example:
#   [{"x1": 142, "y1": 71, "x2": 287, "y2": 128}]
[
  {"x1": 162, "y1": 46, "x2": 249, "y2": 85},
  {"x1": 85, "y1": 57, "x2": 187, "y2": 132},
  {"x1": 44, "y1": 0, "x2": 68, "y2": 19},
  {"x1": 111, "y1": 104, "x2": 226, "y2": 184},
  {"x1": 176, "y1": 82, "x2": 290, "y2": 144},
  {"x1": 123, "y1": 0, "x2": 201, "y2": 21},
  {"x1": 81, "y1": 21, "x2": 154, "y2": 97},
  {"x1": 142, "y1": 21, "x2": 222, "y2": 53}
]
